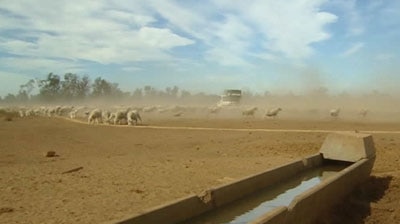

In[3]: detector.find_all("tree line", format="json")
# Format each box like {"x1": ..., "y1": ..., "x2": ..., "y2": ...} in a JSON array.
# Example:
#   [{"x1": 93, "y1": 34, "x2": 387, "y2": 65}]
[
  {"x1": 1, "y1": 72, "x2": 395, "y2": 107},
  {"x1": 0, "y1": 72, "x2": 218, "y2": 104}
]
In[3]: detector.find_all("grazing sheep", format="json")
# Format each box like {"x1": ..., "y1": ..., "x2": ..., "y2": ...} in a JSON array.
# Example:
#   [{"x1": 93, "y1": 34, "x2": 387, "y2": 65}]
[
  {"x1": 359, "y1": 109, "x2": 368, "y2": 117},
  {"x1": 143, "y1": 106, "x2": 157, "y2": 113},
  {"x1": 69, "y1": 109, "x2": 78, "y2": 119},
  {"x1": 330, "y1": 108, "x2": 340, "y2": 118},
  {"x1": 25, "y1": 109, "x2": 35, "y2": 117},
  {"x1": 101, "y1": 110, "x2": 111, "y2": 123},
  {"x1": 173, "y1": 111, "x2": 184, "y2": 117},
  {"x1": 265, "y1": 108, "x2": 282, "y2": 118},
  {"x1": 88, "y1": 109, "x2": 103, "y2": 124},
  {"x1": 18, "y1": 109, "x2": 25, "y2": 118},
  {"x1": 111, "y1": 108, "x2": 130, "y2": 125},
  {"x1": 209, "y1": 105, "x2": 222, "y2": 114},
  {"x1": 127, "y1": 110, "x2": 142, "y2": 125},
  {"x1": 242, "y1": 107, "x2": 258, "y2": 116}
]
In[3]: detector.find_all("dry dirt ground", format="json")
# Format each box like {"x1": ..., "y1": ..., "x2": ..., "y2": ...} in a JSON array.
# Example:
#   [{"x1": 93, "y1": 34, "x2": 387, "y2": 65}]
[{"x1": 1, "y1": 115, "x2": 400, "y2": 224}]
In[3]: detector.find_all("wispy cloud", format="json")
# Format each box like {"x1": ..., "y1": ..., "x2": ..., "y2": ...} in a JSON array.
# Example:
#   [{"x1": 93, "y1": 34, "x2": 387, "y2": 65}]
[
  {"x1": 0, "y1": 0, "x2": 194, "y2": 65},
  {"x1": 342, "y1": 42, "x2": 364, "y2": 57}
]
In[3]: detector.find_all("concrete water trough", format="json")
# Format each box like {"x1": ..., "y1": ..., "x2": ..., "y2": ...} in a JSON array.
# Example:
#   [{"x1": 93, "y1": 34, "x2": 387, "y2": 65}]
[{"x1": 114, "y1": 132, "x2": 376, "y2": 224}]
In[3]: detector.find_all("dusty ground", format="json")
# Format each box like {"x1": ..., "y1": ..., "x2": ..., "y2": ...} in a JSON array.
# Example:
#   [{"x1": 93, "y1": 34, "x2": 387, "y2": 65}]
[{"x1": 0, "y1": 115, "x2": 400, "y2": 224}]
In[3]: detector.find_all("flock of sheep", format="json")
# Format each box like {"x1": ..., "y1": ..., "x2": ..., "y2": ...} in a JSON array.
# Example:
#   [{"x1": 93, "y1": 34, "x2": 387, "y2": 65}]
[
  {"x1": 10, "y1": 105, "x2": 143, "y2": 126},
  {"x1": 3, "y1": 104, "x2": 369, "y2": 125},
  {"x1": 87, "y1": 108, "x2": 142, "y2": 125}
]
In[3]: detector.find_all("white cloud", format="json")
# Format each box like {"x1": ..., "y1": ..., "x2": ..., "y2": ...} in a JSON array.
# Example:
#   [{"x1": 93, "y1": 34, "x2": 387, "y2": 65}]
[
  {"x1": 252, "y1": 53, "x2": 279, "y2": 62},
  {"x1": 211, "y1": 1, "x2": 338, "y2": 60},
  {"x1": 104, "y1": 9, "x2": 155, "y2": 26},
  {"x1": 0, "y1": 57, "x2": 83, "y2": 73},
  {"x1": 0, "y1": 0, "x2": 194, "y2": 65},
  {"x1": 206, "y1": 48, "x2": 250, "y2": 66},
  {"x1": 342, "y1": 42, "x2": 364, "y2": 57},
  {"x1": 327, "y1": 0, "x2": 365, "y2": 36},
  {"x1": 0, "y1": 0, "x2": 338, "y2": 68},
  {"x1": 149, "y1": 0, "x2": 337, "y2": 64},
  {"x1": 137, "y1": 27, "x2": 194, "y2": 49}
]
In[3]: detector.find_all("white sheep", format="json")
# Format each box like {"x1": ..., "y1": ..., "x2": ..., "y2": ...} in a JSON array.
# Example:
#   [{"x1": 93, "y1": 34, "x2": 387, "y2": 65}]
[
  {"x1": 18, "y1": 109, "x2": 25, "y2": 118},
  {"x1": 127, "y1": 110, "x2": 142, "y2": 125},
  {"x1": 69, "y1": 109, "x2": 78, "y2": 119},
  {"x1": 88, "y1": 109, "x2": 103, "y2": 124},
  {"x1": 111, "y1": 108, "x2": 130, "y2": 125},
  {"x1": 143, "y1": 106, "x2": 157, "y2": 113},
  {"x1": 102, "y1": 110, "x2": 112, "y2": 123},
  {"x1": 242, "y1": 107, "x2": 258, "y2": 116},
  {"x1": 265, "y1": 108, "x2": 282, "y2": 118},
  {"x1": 330, "y1": 108, "x2": 340, "y2": 118},
  {"x1": 209, "y1": 105, "x2": 222, "y2": 114},
  {"x1": 359, "y1": 109, "x2": 368, "y2": 117}
]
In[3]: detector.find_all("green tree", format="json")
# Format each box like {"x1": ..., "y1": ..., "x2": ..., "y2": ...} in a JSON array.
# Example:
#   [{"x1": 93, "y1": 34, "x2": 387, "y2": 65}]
[
  {"x1": 3, "y1": 93, "x2": 16, "y2": 103},
  {"x1": 180, "y1": 90, "x2": 191, "y2": 98},
  {"x1": 92, "y1": 77, "x2": 111, "y2": 97},
  {"x1": 76, "y1": 75, "x2": 90, "y2": 98},
  {"x1": 38, "y1": 73, "x2": 61, "y2": 101},
  {"x1": 144, "y1": 85, "x2": 157, "y2": 98},
  {"x1": 60, "y1": 73, "x2": 90, "y2": 100},
  {"x1": 61, "y1": 73, "x2": 79, "y2": 99},
  {"x1": 132, "y1": 88, "x2": 143, "y2": 99},
  {"x1": 16, "y1": 79, "x2": 36, "y2": 102},
  {"x1": 171, "y1": 86, "x2": 179, "y2": 98},
  {"x1": 91, "y1": 77, "x2": 123, "y2": 98}
]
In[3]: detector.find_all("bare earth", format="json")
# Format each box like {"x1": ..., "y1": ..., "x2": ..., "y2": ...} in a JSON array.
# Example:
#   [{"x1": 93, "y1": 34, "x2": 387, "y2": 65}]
[{"x1": 1, "y1": 116, "x2": 400, "y2": 224}]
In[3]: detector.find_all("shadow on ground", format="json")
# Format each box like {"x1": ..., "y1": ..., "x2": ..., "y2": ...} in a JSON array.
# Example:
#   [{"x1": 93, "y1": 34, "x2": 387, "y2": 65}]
[{"x1": 316, "y1": 175, "x2": 392, "y2": 224}]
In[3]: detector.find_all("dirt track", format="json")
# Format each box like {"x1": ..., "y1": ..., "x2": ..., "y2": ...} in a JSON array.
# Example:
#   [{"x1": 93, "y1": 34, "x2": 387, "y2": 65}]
[{"x1": 1, "y1": 116, "x2": 400, "y2": 224}]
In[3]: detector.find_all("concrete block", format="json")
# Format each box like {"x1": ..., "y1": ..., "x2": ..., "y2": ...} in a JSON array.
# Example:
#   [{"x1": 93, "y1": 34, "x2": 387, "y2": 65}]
[{"x1": 320, "y1": 132, "x2": 376, "y2": 162}]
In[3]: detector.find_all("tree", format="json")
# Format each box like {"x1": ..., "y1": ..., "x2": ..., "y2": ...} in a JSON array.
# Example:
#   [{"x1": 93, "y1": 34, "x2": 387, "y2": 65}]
[
  {"x1": 132, "y1": 88, "x2": 143, "y2": 99},
  {"x1": 143, "y1": 85, "x2": 157, "y2": 98},
  {"x1": 171, "y1": 86, "x2": 179, "y2": 98},
  {"x1": 91, "y1": 77, "x2": 123, "y2": 98},
  {"x1": 76, "y1": 75, "x2": 90, "y2": 98},
  {"x1": 92, "y1": 77, "x2": 111, "y2": 97},
  {"x1": 15, "y1": 79, "x2": 36, "y2": 102},
  {"x1": 3, "y1": 93, "x2": 16, "y2": 103},
  {"x1": 61, "y1": 73, "x2": 79, "y2": 99},
  {"x1": 38, "y1": 73, "x2": 61, "y2": 101},
  {"x1": 61, "y1": 73, "x2": 90, "y2": 100},
  {"x1": 180, "y1": 90, "x2": 191, "y2": 98},
  {"x1": 19, "y1": 79, "x2": 35, "y2": 95}
]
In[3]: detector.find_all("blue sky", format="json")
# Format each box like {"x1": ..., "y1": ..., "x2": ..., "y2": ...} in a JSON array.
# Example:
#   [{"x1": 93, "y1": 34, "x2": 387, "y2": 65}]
[{"x1": 0, "y1": 0, "x2": 399, "y2": 96}]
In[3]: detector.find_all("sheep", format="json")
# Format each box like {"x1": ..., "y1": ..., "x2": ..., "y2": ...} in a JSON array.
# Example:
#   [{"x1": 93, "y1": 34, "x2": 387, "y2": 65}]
[
  {"x1": 359, "y1": 109, "x2": 368, "y2": 117},
  {"x1": 18, "y1": 109, "x2": 25, "y2": 118},
  {"x1": 47, "y1": 107, "x2": 58, "y2": 117},
  {"x1": 111, "y1": 108, "x2": 130, "y2": 125},
  {"x1": 88, "y1": 109, "x2": 103, "y2": 124},
  {"x1": 69, "y1": 109, "x2": 78, "y2": 119},
  {"x1": 209, "y1": 105, "x2": 222, "y2": 114},
  {"x1": 143, "y1": 106, "x2": 157, "y2": 113},
  {"x1": 25, "y1": 109, "x2": 35, "y2": 117},
  {"x1": 173, "y1": 111, "x2": 184, "y2": 117},
  {"x1": 330, "y1": 108, "x2": 340, "y2": 118},
  {"x1": 127, "y1": 110, "x2": 142, "y2": 125},
  {"x1": 265, "y1": 108, "x2": 282, "y2": 118},
  {"x1": 242, "y1": 107, "x2": 258, "y2": 117},
  {"x1": 102, "y1": 110, "x2": 112, "y2": 123}
]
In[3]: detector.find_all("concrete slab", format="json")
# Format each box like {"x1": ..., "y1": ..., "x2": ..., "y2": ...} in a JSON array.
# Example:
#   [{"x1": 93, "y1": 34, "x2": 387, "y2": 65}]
[{"x1": 319, "y1": 132, "x2": 376, "y2": 162}]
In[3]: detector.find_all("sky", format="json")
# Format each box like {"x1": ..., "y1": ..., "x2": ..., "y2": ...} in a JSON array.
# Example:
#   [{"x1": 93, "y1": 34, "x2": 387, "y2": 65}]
[{"x1": 0, "y1": 0, "x2": 399, "y2": 97}]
